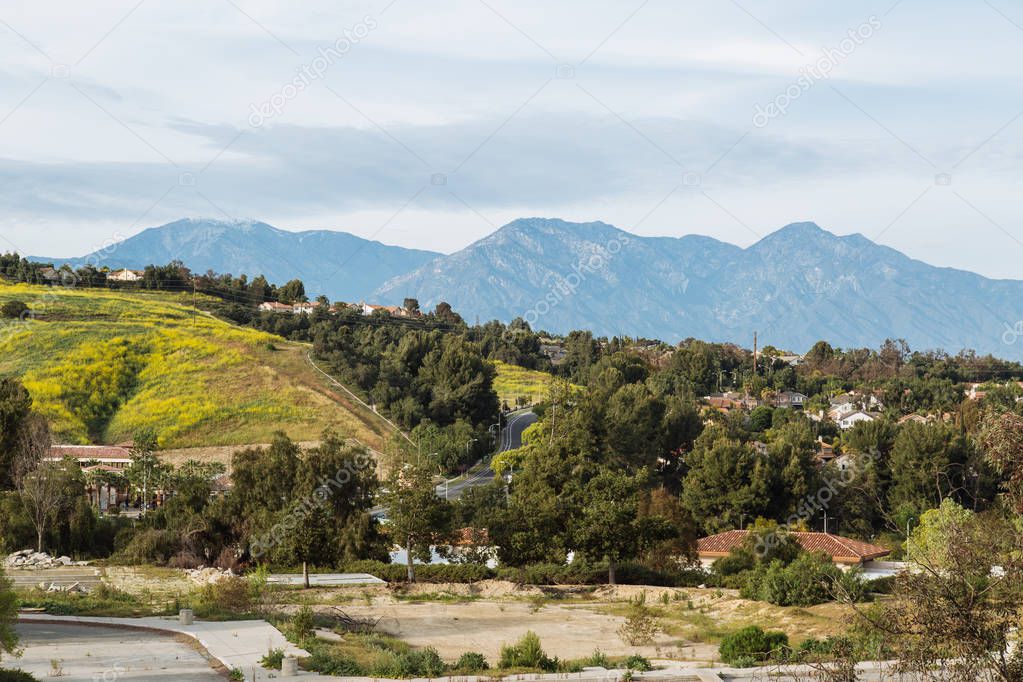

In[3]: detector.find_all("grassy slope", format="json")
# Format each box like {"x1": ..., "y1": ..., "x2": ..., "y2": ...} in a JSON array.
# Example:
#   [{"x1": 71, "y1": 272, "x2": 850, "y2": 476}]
[
  {"x1": 0, "y1": 283, "x2": 389, "y2": 450},
  {"x1": 492, "y1": 360, "x2": 553, "y2": 406}
]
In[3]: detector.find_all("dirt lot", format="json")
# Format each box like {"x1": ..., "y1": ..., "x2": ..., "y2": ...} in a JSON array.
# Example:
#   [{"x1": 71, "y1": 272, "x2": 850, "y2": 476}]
[
  {"x1": 303, "y1": 581, "x2": 850, "y2": 663},
  {"x1": 88, "y1": 571, "x2": 851, "y2": 665}
]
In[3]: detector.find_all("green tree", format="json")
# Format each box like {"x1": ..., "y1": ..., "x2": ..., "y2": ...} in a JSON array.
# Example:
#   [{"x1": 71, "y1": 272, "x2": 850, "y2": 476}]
[
  {"x1": 383, "y1": 461, "x2": 452, "y2": 582},
  {"x1": 0, "y1": 565, "x2": 17, "y2": 663},
  {"x1": 680, "y1": 436, "x2": 773, "y2": 533},
  {"x1": 573, "y1": 469, "x2": 651, "y2": 584},
  {"x1": 125, "y1": 429, "x2": 168, "y2": 510},
  {"x1": 277, "y1": 279, "x2": 306, "y2": 304},
  {"x1": 0, "y1": 300, "x2": 28, "y2": 319},
  {"x1": 0, "y1": 377, "x2": 32, "y2": 490}
]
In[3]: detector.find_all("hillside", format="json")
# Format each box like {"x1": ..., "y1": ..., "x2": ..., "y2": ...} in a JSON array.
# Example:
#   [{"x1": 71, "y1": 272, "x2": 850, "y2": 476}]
[
  {"x1": 0, "y1": 283, "x2": 390, "y2": 449},
  {"x1": 37, "y1": 218, "x2": 440, "y2": 302},
  {"x1": 375, "y1": 218, "x2": 1023, "y2": 359},
  {"x1": 492, "y1": 360, "x2": 553, "y2": 407}
]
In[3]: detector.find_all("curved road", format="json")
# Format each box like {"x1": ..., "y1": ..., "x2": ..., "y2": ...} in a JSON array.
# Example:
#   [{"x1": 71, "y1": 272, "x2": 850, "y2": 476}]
[
  {"x1": 372, "y1": 409, "x2": 536, "y2": 517},
  {"x1": 441, "y1": 409, "x2": 537, "y2": 500}
]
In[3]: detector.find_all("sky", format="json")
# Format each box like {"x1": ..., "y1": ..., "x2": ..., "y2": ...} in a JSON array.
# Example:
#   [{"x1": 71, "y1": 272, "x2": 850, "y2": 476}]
[{"x1": 2, "y1": 0, "x2": 1023, "y2": 278}]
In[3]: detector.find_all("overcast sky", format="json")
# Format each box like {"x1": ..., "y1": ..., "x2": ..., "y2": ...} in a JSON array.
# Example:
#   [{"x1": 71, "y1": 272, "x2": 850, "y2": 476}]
[{"x1": 2, "y1": 0, "x2": 1023, "y2": 277}]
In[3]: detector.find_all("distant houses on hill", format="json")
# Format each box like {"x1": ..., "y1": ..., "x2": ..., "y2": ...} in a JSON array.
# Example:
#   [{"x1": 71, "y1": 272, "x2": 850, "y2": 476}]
[{"x1": 257, "y1": 300, "x2": 422, "y2": 318}]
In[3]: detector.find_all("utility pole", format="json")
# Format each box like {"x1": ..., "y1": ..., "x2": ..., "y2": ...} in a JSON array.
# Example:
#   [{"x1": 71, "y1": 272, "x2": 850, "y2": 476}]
[
  {"x1": 752, "y1": 331, "x2": 758, "y2": 377},
  {"x1": 823, "y1": 511, "x2": 829, "y2": 534}
]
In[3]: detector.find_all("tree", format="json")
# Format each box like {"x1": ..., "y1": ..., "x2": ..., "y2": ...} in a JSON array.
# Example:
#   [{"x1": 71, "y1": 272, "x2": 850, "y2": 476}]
[
  {"x1": 572, "y1": 469, "x2": 673, "y2": 584},
  {"x1": 277, "y1": 279, "x2": 306, "y2": 304},
  {"x1": 680, "y1": 435, "x2": 773, "y2": 533},
  {"x1": 403, "y1": 298, "x2": 420, "y2": 315},
  {"x1": 0, "y1": 377, "x2": 32, "y2": 490},
  {"x1": 0, "y1": 565, "x2": 17, "y2": 663},
  {"x1": 13, "y1": 416, "x2": 70, "y2": 551},
  {"x1": 125, "y1": 429, "x2": 167, "y2": 510},
  {"x1": 869, "y1": 503, "x2": 1023, "y2": 681},
  {"x1": 382, "y1": 461, "x2": 452, "y2": 582}
]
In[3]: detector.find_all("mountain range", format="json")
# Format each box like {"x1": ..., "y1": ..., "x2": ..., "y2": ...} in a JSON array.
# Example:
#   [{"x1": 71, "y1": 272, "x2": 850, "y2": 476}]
[
  {"x1": 39, "y1": 217, "x2": 1023, "y2": 359},
  {"x1": 38, "y1": 218, "x2": 439, "y2": 301}
]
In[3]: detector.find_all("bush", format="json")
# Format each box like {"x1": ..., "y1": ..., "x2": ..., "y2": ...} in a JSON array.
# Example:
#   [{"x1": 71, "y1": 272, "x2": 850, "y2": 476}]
[
  {"x1": 0, "y1": 301, "x2": 28, "y2": 319},
  {"x1": 454, "y1": 651, "x2": 489, "y2": 671},
  {"x1": 583, "y1": 649, "x2": 610, "y2": 668},
  {"x1": 617, "y1": 593, "x2": 660, "y2": 646},
  {"x1": 718, "y1": 626, "x2": 789, "y2": 665},
  {"x1": 289, "y1": 605, "x2": 315, "y2": 641},
  {"x1": 191, "y1": 578, "x2": 252, "y2": 617},
  {"x1": 499, "y1": 631, "x2": 555, "y2": 671},
  {"x1": 371, "y1": 647, "x2": 445, "y2": 677},
  {"x1": 305, "y1": 648, "x2": 362, "y2": 675},
  {"x1": 112, "y1": 529, "x2": 181, "y2": 565},
  {"x1": 623, "y1": 654, "x2": 652, "y2": 671},
  {"x1": 742, "y1": 553, "x2": 848, "y2": 607},
  {"x1": 0, "y1": 671, "x2": 37, "y2": 682},
  {"x1": 260, "y1": 648, "x2": 284, "y2": 670}
]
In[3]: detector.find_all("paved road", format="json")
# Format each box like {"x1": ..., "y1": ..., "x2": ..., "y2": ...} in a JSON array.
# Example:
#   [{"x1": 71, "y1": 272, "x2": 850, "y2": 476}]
[
  {"x1": 440, "y1": 409, "x2": 537, "y2": 500},
  {"x1": 14, "y1": 622, "x2": 223, "y2": 680},
  {"x1": 373, "y1": 409, "x2": 537, "y2": 517}
]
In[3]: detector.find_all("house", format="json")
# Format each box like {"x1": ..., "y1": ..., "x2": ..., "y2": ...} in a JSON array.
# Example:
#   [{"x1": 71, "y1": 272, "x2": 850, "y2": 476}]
[
  {"x1": 39, "y1": 266, "x2": 60, "y2": 282},
  {"x1": 897, "y1": 413, "x2": 928, "y2": 426},
  {"x1": 696, "y1": 529, "x2": 890, "y2": 570},
  {"x1": 828, "y1": 392, "x2": 884, "y2": 421},
  {"x1": 815, "y1": 438, "x2": 836, "y2": 464},
  {"x1": 776, "y1": 354, "x2": 803, "y2": 366},
  {"x1": 704, "y1": 394, "x2": 741, "y2": 412},
  {"x1": 837, "y1": 410, "x2": 879, "y2": 430},
  {"x1": 540, "y1": 342, "x2": 567, "y2": 365},
  {"x1": 258, "y1": 301, "x2": 293, "y2": 313},
  {"x1": 772, "y1": 391, "x2": 807, "y2": 409},
  {"x1": 752, "y1": 441, "x2": 769, "y2": 456},
  {"x1": 291, "y1": 301, "x2": 323, "y2": 315},
  {"x1": 47, "y1": 445, "x2": 134, "y2": 512},
  {"x1": 109, "y1": 268, "x2": 143, "y2": 282}
]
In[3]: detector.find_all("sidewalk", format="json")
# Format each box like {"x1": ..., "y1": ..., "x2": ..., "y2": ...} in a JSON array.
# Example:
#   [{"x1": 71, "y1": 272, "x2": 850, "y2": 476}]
[{"x1": 18, "y1": 613, "x2": 323, "y2": 680}]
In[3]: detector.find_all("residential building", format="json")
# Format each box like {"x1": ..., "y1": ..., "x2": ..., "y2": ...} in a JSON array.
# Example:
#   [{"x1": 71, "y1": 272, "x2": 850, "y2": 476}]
[
  {"x1": 837, "y1": 410, "x2": 879, "y2": 430},
  {"x1": 696, "y1": 529, "x2": 890, "y2": 570},
  {"x1": 109, "y1": 268, "x2": 143, "y2": 282},
  {"x1": 772, "y1": 390, "x2": 807, "y2": 409},
  {"x1": 291, "y1": 301, "x2": 322, "y2": 315},
  {"x1": 258, "y1": 301, "x2": 293, "y2": 313}
]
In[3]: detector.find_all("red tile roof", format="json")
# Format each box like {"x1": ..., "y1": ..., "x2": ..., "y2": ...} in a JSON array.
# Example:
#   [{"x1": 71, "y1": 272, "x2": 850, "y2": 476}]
[
  {"x1": 50, "y1": 445, "x2": 132, "y2": 459},
  {"x1": 697, "y1": 529, "x2": 890, "y2": 564}
]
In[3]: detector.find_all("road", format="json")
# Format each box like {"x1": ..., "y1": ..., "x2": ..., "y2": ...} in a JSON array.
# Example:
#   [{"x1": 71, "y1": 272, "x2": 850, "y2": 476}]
[
  {"x1": 372, "y1": 409, "x2": 536, "y2": 517},
  {"x1": 439, "y1": 408, "x2": 537, "y2": 500}
]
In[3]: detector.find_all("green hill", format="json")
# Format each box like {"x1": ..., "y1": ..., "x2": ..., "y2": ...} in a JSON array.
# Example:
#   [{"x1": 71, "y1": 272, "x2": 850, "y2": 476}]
[{"x1": 0, "y1": 283, "x2": 390, "y2": 449}]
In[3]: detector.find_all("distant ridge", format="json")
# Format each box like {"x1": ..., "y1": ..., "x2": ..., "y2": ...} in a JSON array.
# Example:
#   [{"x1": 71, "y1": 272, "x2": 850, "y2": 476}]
[
  {"x1": 374, "y1": 217, "x2": 1023, "y2": 359},
  {"x1": 36, "y1": 218, "x2": 440, "y2": 302}
]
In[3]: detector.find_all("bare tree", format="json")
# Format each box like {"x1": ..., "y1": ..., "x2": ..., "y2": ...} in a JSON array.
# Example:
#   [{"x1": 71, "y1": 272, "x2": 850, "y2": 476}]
[{"x1": 12, "y1": 416, "x2": 65, "y2": 552}]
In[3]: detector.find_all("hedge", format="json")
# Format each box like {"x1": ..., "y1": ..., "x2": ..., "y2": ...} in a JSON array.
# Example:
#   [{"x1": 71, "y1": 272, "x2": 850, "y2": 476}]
[{"x1": 343, "y1": 559, "x2": 708, "y2": 586}]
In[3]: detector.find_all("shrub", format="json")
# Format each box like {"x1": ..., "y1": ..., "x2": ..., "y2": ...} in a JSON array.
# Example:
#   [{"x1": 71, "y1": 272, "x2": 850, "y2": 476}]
[
  {"x1": 499, "y1": 631, "x2": 555, "y2": 671},
  {"x1": 305, "y1": 648, "x2": 362, "y2": 675},
  {"x1": 289, "y1": 605, "x2": 315, "y2": 641},
  {"x1": 260, "y1": 648, "x2": 284, "y2": 670},
  {"x1": 718, "y1": 626, "x2": 789, "y2": 666},
  {"x1": 454, "y1": 651, "x2": 489, "y2": 671},
  {"x1": 0, "y1": 671, "x2": 37, "y2": 682},
  {"x1": 191, "y1": 577, "x2": 252, "y2": 617},
  {"x1": 112, "y1": 529, "x2": 181, "y2": 564},
  {"x1": 617, "y1": 594, "x2": 660, "y2": 646},
  {"x1": 743, "y1": 553, "x2": 849, "y2": 607},
  {"x1": 623, "y1": 654, "x2": 652, "y2": 671},
  {"x1": 0, "y1": 301, "x2": 28, "y2": 319},
  {"x1": 583, "y1": 649, "x2": 610, "y2": 668},
  {"x1": 372, "y1": 647, "x2": 445, "y2": 677}
]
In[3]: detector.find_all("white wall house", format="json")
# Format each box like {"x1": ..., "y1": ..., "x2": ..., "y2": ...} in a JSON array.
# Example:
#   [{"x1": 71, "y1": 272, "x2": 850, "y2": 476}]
[{"x1": 837, "y1": 410, "x2": 877, "y2": 430}]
